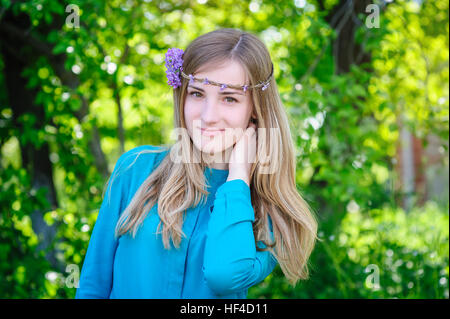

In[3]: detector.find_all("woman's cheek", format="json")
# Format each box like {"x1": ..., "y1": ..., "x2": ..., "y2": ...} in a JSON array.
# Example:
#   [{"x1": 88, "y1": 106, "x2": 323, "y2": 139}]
[{"x1": 184, "y1": 105, "x2": 195, "y2": 132}]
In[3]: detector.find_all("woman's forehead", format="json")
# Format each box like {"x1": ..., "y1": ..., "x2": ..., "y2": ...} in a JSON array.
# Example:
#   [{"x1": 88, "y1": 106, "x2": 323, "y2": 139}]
[{"x1": 194, "y1": 60, "x2": 248, "y2": 87}]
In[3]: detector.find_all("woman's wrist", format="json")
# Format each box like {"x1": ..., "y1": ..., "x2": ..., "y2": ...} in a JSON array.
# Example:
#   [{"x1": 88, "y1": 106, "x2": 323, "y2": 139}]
[{"x1": 227, "y1": 169, "x2": 250, "y2": 187}]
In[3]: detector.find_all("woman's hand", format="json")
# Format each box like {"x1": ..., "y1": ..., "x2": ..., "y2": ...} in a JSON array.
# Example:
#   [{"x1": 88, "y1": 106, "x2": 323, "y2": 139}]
[{"x1": 227, "y1": 121, "x2": 257, "y2": 187}]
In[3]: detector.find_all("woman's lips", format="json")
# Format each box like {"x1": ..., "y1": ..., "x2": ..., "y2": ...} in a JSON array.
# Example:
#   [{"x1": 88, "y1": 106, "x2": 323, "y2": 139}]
[{"x1": 200, "y1": 128, "x2": 225, "y2": 136}]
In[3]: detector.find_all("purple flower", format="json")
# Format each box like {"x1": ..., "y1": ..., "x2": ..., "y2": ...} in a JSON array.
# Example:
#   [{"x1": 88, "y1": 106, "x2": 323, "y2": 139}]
[
  {"x1": 164, "y1": 48, "x2": 184, "y2": 89},
  {"x1": 243, "y1": 85, "x2": 248, "y2": 92},
  {"x1": 220, "y1": 84, "x2": 227, "y2": 91},
  {"x1": 203, "y1": 78, "x2": 209, "y2": 85}
]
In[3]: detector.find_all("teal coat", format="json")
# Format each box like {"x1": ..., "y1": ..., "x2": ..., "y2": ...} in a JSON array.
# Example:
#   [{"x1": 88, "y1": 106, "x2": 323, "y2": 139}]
[{"x1": 75, "y1": 145, "x2": 277, "y2": 299}]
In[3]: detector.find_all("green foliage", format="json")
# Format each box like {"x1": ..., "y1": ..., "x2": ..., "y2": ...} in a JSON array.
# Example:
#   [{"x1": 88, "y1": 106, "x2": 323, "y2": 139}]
[
  {"x1": 0, "y1": 165, "x2": 54, "y2": 298},
  {"x1": 249, "y1": 201, "x2": 449, "y2": 298}
]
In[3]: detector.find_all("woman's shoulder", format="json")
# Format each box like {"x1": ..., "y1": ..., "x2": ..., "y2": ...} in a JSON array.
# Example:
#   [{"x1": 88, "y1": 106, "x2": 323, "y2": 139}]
[
  {"x1": 120, "y1": 144, "x2": 170, "y2": 159},
  {"x1": 114, "y1": 144, "x2": 170, "y2": 176}
]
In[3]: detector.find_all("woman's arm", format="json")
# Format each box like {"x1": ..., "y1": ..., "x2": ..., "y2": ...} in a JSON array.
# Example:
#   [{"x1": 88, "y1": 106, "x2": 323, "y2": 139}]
[{"x1": 203, "y1": 179, "x2": 278, "y2": 296}]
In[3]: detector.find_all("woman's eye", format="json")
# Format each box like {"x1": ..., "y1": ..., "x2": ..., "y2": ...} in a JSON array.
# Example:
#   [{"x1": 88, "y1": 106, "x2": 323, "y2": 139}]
[
  {"x1": 190, "y1": 91, "x2": 202, "y2": 98},
  {"x1": 225, "y1": 97, "x2": 237, "y2": 103},
  {"x1": 189, "y1": 91, "x2": 237, "y2": 104}
]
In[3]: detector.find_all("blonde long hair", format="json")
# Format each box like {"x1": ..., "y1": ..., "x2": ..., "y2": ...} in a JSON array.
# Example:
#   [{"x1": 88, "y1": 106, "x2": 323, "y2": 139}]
[{"x1": 112, "y1": 28, "x2": 319, "y2": 286}]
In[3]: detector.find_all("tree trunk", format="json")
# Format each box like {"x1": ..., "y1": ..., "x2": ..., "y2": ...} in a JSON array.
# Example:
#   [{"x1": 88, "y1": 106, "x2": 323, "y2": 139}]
[
  {"x1": 323, "y1": 0, "x2": 374, "y2": 74},
  {"x1": 1, "y1": 15, "x2": 63, "y2": 271},
  {"x1": 0, "y1": 11, "x2": 109, "y2": 178}
]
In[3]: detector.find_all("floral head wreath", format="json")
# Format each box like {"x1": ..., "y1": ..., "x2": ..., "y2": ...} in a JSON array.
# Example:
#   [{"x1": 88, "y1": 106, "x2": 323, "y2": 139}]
[{"x1": 164, "y1": 47, "x2": 273, "y2": 92}]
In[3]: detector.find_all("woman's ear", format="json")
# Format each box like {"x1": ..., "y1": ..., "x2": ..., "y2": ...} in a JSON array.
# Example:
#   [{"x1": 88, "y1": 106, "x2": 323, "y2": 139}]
[{"x1": 249, "y1": 108, "x2": 257, "y2": 124}]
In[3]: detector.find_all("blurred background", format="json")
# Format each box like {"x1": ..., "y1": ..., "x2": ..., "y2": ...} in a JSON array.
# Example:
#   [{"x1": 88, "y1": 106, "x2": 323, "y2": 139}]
[{"x1": 0, "y1": 0, "x2": 448, "y2": 299}]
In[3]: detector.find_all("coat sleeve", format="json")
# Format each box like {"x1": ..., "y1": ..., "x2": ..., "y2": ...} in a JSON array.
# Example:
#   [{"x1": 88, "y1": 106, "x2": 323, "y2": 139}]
[
  {"x1": 75, "y1": 151, "x2": 133, "y2": 299},
  {"x1": 203, "y1": 179, "x2": 278, "y2": 296}
]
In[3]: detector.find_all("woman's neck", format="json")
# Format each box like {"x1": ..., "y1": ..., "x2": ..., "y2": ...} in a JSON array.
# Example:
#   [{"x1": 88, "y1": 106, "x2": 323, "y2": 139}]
[
  {"x1": 202, "y1": 148, "x2": 232, "y2": 170},
  {"x1": 207, "y1": 162, "x2": 229, "y2": 170}
]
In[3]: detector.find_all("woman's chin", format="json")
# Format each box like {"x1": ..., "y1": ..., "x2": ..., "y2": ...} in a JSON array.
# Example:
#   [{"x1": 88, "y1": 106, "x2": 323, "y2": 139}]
[
  {"x1": 193, "y1": 141, "x2": 229, "y2": 155},
  {"x1": 200, "y1": 143, "x2": 224, "y2": 154}
]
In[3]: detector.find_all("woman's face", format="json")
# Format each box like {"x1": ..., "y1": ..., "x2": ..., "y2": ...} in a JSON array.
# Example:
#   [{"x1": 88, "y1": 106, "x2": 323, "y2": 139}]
[{"x1": 184, "y1": 59, "x2": 254, "y2": 157}]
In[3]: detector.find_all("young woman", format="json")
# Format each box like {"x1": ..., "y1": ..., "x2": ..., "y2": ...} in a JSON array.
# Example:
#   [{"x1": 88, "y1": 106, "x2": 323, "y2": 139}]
[{"x1": 76, "y1": 28, "x2": 318, "y2": 299}]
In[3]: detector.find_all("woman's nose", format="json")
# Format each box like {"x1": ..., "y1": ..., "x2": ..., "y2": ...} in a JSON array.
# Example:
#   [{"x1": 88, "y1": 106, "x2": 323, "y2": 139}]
[{"x1": 201, "y1": 99, "x2": 220, "y2": 123}]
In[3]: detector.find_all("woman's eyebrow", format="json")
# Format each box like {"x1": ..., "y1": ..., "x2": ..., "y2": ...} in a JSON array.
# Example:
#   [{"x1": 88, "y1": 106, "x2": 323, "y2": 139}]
[{"x1": 188, "y1": 85, "x2": 244, "y2": 96}]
